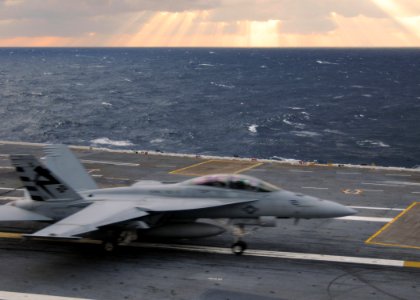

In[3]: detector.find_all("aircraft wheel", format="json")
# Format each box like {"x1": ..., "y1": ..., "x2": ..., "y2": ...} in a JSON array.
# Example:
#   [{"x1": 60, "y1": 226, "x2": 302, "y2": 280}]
[
  {"x1": 103, "y1": 241, "x2": 117, "y2": 252},
  {"x1": 231, "y1": 241, "x2": 247, "y2": 255}
]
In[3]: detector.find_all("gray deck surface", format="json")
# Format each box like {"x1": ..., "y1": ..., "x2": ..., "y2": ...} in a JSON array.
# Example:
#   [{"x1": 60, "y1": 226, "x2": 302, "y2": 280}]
[{"x1": 0, "y1": 141, "x2": 419, "y2": 300}]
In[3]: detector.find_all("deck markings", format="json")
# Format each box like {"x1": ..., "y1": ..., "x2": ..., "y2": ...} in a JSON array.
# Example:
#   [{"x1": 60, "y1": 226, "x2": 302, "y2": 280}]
[
  {"x1": 0, "y1": 187, "x2": 24, "y2": 191},
  {"x1": 385, "y1": 174, "x2": 412, "y2": 177},
  {"x1": 362, "y1": 189, "x2": 384, "y2": 192},
  {"x1": 134, "y1": 243, "x2": 420, "y2": 269},
  {"x1": 366, "y1": 202, "x2": 420, "y2": 250},
  {"x1": 336, "y1": 172, "x2": 361, "y2": 175},
  {"x1": 81, "y1": 159, "x2": 139, "y2": 167},
  {"x1": 362, "y1": 182, "x2": 400, "y2": 187},
  {"x1": 170, "y1": 160, "x2": 263, "y2": 176},
  {"x1": 0, "y1": 291, "x2": 93, "y2": 300},
  {"x1": 348, "y1": 205, "x2": 404, "y2": 211},
  {"x1": 336, "y1": 216, "x2": 393, "y2": 222},
  {"x1": 0, "y1": 232, "x2": 418, "y2": 269},
  {"x1": 289, "y1": 169, "x2": 313, "y2": 173},
  {"x1": 301, "y1": 187, "x2": 329, "y2": 190},
  {"x1": 342, "y1": 189, "x2": 363, "y2": 195}
]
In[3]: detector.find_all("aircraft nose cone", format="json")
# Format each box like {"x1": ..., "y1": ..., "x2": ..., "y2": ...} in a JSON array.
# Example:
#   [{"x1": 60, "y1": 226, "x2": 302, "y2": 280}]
[{"x1": 322, "y1": 200, "x2": 357, "y2": 217}]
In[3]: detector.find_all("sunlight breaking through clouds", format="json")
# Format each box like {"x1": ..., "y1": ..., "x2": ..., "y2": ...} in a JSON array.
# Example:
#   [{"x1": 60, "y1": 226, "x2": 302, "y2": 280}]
[{"x1": 0, "y1": 0, "x2": 418, "y2": 47}]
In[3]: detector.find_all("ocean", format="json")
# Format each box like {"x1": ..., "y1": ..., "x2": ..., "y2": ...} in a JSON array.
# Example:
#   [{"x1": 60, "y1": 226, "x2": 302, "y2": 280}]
[{"x1": 0, "y1": 48, "x2": 419, "y2": 167}]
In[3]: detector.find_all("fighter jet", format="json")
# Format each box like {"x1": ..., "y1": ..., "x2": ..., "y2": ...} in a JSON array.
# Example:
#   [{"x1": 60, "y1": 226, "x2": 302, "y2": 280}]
[{"x1": 0, "y1": 145, "x2": 356, "y2": 254}]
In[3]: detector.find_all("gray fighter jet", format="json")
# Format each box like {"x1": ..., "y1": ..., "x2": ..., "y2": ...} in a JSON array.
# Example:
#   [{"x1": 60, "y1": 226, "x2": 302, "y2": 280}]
[{"x1": 0, "y1": 145, "x2": 356, "y2": 254}]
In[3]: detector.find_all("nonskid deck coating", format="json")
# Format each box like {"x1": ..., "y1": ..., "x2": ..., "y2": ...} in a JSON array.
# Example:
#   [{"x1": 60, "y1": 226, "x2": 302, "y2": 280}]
[{"x1": 0, "y1": 141, "x2": 420, "y2": 299}]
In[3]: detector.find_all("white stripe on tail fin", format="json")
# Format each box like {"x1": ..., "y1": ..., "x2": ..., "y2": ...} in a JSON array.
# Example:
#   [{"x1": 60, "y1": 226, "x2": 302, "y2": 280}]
[{"x1": 10, "y1": 155, "x2": 82, "y2": 202}]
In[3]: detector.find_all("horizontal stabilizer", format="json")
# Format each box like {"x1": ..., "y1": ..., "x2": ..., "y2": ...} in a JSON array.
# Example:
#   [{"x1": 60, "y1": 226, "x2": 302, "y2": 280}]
[{"x1": 0, "y1": 205, "x2": 52, "y2": 221}]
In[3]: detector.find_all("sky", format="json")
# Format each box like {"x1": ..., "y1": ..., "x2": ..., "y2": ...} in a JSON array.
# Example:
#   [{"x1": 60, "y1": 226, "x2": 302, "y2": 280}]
[{"x1": 0, "y1": 0, "x2": 419, "y2": 47}]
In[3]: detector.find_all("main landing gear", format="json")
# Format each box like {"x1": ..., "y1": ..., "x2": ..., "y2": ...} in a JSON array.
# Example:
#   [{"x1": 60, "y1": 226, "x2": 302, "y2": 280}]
[{"x1": 101, "y1": 230, "x2": 138, "y2": 252}]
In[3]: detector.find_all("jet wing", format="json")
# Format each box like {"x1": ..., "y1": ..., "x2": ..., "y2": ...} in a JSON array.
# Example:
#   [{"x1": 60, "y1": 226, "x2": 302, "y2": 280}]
[
  {"x1": 24, "y1": 196, "x2": 255, "y2": 239},
  {"x1": 0, "y1": 205, "x2": 52, "y2": 221},
  {"x1": 24, "y1": 201, "x2": 148, "y2": 239}
]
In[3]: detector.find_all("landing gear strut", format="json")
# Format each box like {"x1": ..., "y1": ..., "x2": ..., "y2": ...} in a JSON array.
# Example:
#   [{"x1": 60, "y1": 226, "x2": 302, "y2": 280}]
[
  {"x1": 101, "y1": 230, "x2": 138, "y2": 252},
  {"x1": 230, "y1": 224, "x2": 248, "y2": 255}
]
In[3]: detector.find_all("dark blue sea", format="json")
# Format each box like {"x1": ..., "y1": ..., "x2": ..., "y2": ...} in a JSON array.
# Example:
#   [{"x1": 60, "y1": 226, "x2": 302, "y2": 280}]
[{"x1": 0, "y1": 48, "x2": 419, "y2": 167}]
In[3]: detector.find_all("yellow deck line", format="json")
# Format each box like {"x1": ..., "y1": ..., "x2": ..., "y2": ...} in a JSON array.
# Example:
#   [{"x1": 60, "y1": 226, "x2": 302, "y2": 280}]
[
  {"x1": 169, "y1": 160, "x2": 213, "y2": 174},
  {"x1": 365, "y1": 202, "x2": 420, "y2": 250},
  {"x1": 233, "y1": 162, "x2": 264, "y2": 174},
  {"x1": 0, "y1": 232, "x2": 22, "y2": 239},
  {"x1": 170, "y1": 159, "x2": 263, "y2": 176}
]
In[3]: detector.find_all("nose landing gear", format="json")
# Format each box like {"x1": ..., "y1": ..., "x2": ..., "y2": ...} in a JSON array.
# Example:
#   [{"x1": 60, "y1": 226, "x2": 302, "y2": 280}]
[
  {"x1": 230, "y1": 224, "x2": 248, "y2": 255},
  {"x1": 231, "y1": 240, "x2": 247, "y2": 255}
]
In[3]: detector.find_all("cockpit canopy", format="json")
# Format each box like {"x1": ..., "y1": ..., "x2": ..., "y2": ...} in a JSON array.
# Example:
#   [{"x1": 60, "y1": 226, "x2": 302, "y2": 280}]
[{"x1": 183, "y1": 174, "x2": 280, "y2": 193}]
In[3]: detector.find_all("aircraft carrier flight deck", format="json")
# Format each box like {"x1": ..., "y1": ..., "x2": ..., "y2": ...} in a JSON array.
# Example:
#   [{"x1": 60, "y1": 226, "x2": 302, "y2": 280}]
[{"x1": 0, "y1": 141, "x2": 419, "y2": 300}]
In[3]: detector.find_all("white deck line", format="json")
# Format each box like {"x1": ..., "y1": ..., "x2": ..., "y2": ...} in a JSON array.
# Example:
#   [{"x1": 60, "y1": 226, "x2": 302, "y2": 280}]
[
  {"x1": 290, "y1": 170, "x2": 313, "y2": 173},
  {"x1": 1, "y1": 140, "x2": 419, "y2": 173},
  {"x1": 0, "y1": 291, "x2": 92, "y2": 300},
  {"x1": 335, "y1": 216, "x2": 393, "y2": 222},
  {"x1": 81, "y1": 159, "x2": 139, "y2": 167},
  {"x1": 347, "y1": 205, "x2": 404, "y2": 211},
  {"x1": 362, "y1": 182, "x2": 401, "y2": 187},
  {"x1": 301, "y1": 187, "x2": 329, "y2": 190},
  {"x1": 0, "y1": 187, "x2": 24, "y2": 191},
  {"x1": 134, "y1": 243, "x2": 405, "y2": 268}
]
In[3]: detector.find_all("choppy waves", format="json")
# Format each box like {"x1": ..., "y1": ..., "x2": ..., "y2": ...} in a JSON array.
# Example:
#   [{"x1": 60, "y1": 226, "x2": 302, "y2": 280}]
[{"x1": 0, "y1": 48, "x2": 419, "y2": 167}]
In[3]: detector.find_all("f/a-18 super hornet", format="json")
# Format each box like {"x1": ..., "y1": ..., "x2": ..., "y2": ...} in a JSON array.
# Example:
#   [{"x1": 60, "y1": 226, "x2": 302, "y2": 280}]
[{"x1": 0, "y1": 145, "x2": 356, "y2": 254}]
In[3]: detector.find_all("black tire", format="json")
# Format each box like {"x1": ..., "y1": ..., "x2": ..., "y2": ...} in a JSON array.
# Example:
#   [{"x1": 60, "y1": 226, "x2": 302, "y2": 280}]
[
  {"x1": 103, "y1": 241, "x2": 117, "y2": 252},
  {"x1": 231, "y1": 241, "x2": 247, "y2": 255}
]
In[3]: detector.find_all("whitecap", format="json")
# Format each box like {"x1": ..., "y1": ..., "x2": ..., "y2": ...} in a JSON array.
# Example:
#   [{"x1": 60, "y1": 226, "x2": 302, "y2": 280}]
[
  {"x1": 300, "y1": 111, "x2": 310, "y2": 120},
  {"x1": 323, "y1": 129, "x2": 344, "y2": 135},
  {"x1": 101, "y1": 102, "x2": 113, "y2": 107},
  {"x1": 260, "y1": 65, "x2": 267, "y2": 68},
  {"x1": 291, "y1": 131, "x2": 320, "y2": 138},
  {"x1": 283, "y1": 119, "x2": 305, "y2": 129},
  {"x1": 91, "y1": 138, "x2": 134, "y2": 147},
  {"x1": 123, "y1": 78, "x2": 132, "y2": 82},
  {"x1": 316, "y1": 60, "x2": 338, "y2": 65},
  {"x1": 288, "y1": 107, "x2": 304, "y2": 110},
  {"x1": 357, "y1": 140, "x2": 390, "y2": 148},
  {"x1": 199, "y1": 63, "x2": 214, "y2": 67},
  {"x1": 210, "y1": 82, "x2": 235, "y2": 89},
  {"x1": 151, "y1": 138, "x2": 164, "y2": 144},
  {"x1": 248, "y1": 124, "x2": 258, "y2": 133},
  {"x1": 351, "y1": 85, "x2": 365, "y2": 89},
  {"x1": 362, "y1": 94, "x2": 372, "y2": 98},
  {"x1": 333, "y1": 95, "x2": 344, "y2": 99},
  {"x1": 270, "y1": 156, "x2": 302, "y2": 163}
]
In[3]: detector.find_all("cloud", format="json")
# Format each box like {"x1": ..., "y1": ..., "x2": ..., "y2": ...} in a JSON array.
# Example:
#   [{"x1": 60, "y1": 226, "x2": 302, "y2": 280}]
[{"x1": 0, "y1": 0, "x2": 418, "y2": 44}]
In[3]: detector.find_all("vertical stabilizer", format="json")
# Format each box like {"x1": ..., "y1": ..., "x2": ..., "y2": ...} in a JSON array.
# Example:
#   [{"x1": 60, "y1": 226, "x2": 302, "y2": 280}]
[
  {"x1": 43, "y1": 145, "x2": 98, "y2": 191},
  {"x1": 10, "y1": 155, "x2": 82, "y2": 202}
]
